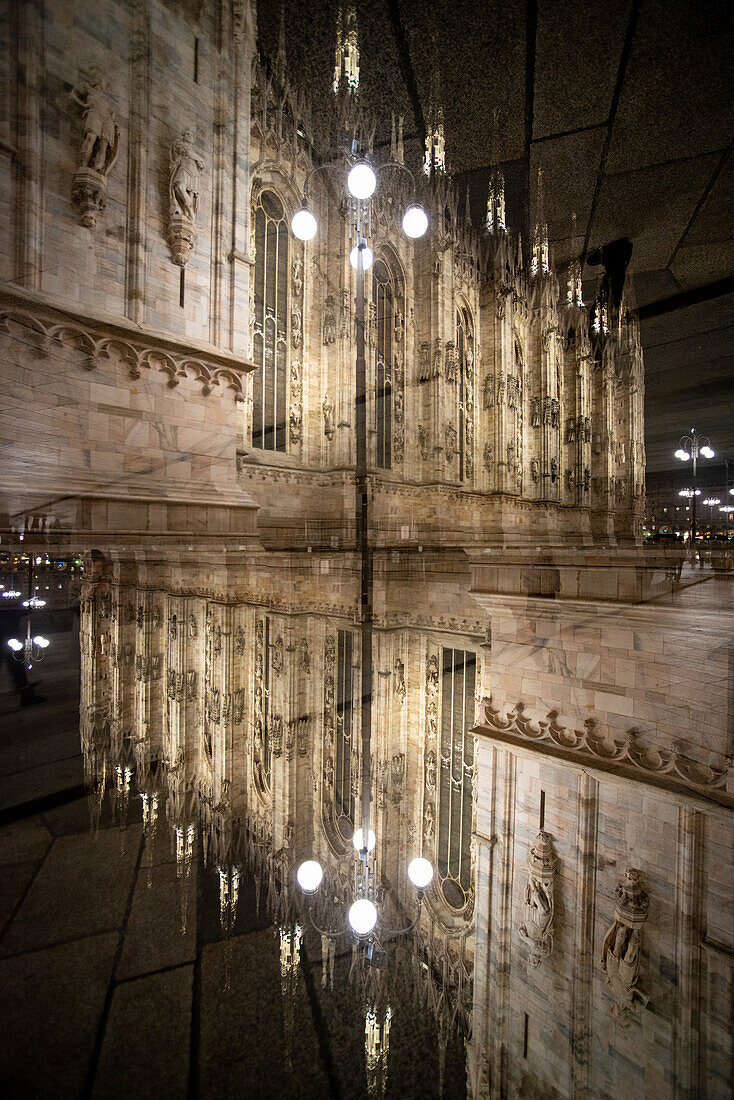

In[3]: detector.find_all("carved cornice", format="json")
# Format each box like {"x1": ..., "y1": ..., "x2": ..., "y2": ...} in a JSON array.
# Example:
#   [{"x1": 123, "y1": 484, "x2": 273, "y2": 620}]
[
  {"x1": 0, "y1": 286, "x2": 254, "y2": 398},
  {"x1": 475, "y1": 697, "x2": 733, "y2": 809}
]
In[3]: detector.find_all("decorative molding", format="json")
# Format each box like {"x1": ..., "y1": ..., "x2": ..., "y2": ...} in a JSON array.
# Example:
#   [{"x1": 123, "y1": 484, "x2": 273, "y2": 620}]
[
  {"x1": 476, "y1": 697, "x2": 733, "y2": 808},
  {"x1": 0, "y1": 306, "x2": 248, "y2": 398}
]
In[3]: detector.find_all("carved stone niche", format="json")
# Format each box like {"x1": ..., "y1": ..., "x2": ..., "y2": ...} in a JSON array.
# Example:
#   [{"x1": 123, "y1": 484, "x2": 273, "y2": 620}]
[
  {"x1": 601, "y1": 867, "x2": 650, "y2": 1025},
  {"x1": 518, "y1": 830, "x2": 557, "y2": 967}
]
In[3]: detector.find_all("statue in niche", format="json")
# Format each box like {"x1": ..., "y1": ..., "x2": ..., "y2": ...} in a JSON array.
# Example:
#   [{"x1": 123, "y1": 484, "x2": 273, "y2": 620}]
[
  {"x1": 391, "y1": 754, "x2": 405, "y2": 804},
  {"x1": 418, "y1": 424, "x2": 429, "y2": 460},
  {"x1": 289, "y1": 401, "x2": 302, "y2": 445},
  {"x1": 69, "y1": 67, "x2": 120, "y2": 228},
  {"x1": 601, "y1": 869, "x2": 650, "y2": 1024},
  {"x1": 423, "y1": 801, "x2": 435, "y2": 840},
  {"x1": 394, "y1": 308, "x2": 404, "y2": 344},
  {"x1": 445, "y1": 423, "x2": 457, "y2": 462},
  {"x1": 425, "y1": 749, "x2": 436, "y2": 793},
  {"x1": 323, "y1": 394, "x2": 335, "y2": 440},
  {"x1": 299, "y1": 638, "x2": 310, "y2": 675},
  {"x1": 550, "y1": 457, "x2": 558, "y2": 483},
  {"x1": 496, "y1": 371, "x2": 505, "y2": 405},
  {"x1": 483, "y1": 442, "x2": 494, "y2": 474},
  {"x1": 483, "y1": 374, "x2": 494, "y2": 410},
  {"x1": 292, "y1": 258, "x2": 303, "y2": 298},
  {"x1": 583, "y1": 466, "x2": 590, "y2": 492},
  {"x1": 393, "y1": 658, "x2": 406, "y2": 703},
  {"x1": 291, "y1": 302, "x2": 302, "y2": 349},
  {"x1": 518, "y1": 830, "x2": 557, "y2": 967},
  {"x1": 169, "y1": 129, "x2": 205, "y2": 222},
  {"x1": 530, "y1": 458, "x2": 540, "y2": 483},
  {"x1": 566, "y1": 417, "x2": 576, "y2": 444},
  {"x1": 445, "y1": 342, "x2": 458, "y2": 383},
  {"x1": 167, "y1": 129, "x2": 206, "y2": 265},
  {"x1": 566, "y1": 468, "x2": 575, "y2": 492},
  {"x1": 70, "y1": 68, "x2": 119, "y2": 175},
  {"x1": 323, "y1": 296, "x2": 336, "y2": 345},
  {"x1": 465, "y1": 344, "x2": 474, "y2": 383},
  {"x1": 531, "y1": 397, "x2": 541, "y2": 427}
]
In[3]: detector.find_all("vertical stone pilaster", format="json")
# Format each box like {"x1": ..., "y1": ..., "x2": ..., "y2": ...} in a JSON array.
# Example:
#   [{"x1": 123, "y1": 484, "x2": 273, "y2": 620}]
[
  {"x1": 673, "y1": 807, "x2": 704, "y2": 1099},
  {"x1": 126, "y1": 0, "x2": 150, "y2": 324},
  {"x1": 488, "y1": 746, "x2": 516, "y2": 1097},
  {"x1": 571, "y1": 771, "x2": 598, "y2": 1099},
  {"x1": 15, "y1": 0, "x2": 44, "y2": 289}
]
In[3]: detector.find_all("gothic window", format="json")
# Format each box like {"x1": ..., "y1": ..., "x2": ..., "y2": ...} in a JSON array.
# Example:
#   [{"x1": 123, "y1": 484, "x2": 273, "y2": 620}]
[
  {"x1": 335, "y1": 629, "x2": 355, "y2": 826},
  {"x1": 438, "y1": 646, "x2": 475, "y2": 908},
  {"x1": 456, "y1": 307, "x2": 473, "y2": 482},
  {"x1": 252, "y1": 190, "x2": 288, "y2": 451},
  {"x1": 373, "y1": 259, "x2": 393, "y2": 469}
]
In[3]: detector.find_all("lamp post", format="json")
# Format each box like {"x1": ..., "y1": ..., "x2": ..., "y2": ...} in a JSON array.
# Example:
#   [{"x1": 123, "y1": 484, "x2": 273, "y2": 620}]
[
  {"x1": 291, "y1": 154, "x2": 429, "y2": 945},
  {"x1": 703, "y1": 498, "x2": 720, "y2": 535},
  {"x1": 675, "y1": 429, "x2": 715, "y2": 559}
]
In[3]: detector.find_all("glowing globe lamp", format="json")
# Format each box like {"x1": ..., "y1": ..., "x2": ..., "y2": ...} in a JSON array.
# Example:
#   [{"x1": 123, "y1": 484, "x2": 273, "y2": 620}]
[
  {"x1": 347, "y1": 161, "x2": 376, "y2": 200},
  {"x1": 348, "y1": 898, "x2": 377, "y2": 936},
  {"x1": 407, "y1": 857, "x2": 434, "y2": 890},
  {"x1": 297, "y1": 859, "x2": 323, "y2": 894},
  {"x1": 402, "y1": 204, "x2": 428, "y2": 238},
  {"x1": 349, "y1": 244, "x2": 373, "y2": 270},
  {"x1": 291, "y1": 206, "x2": 318, "y2": 241},
  {"x1": 352, "y1": 828, "x2": 376, "y2": 854}
]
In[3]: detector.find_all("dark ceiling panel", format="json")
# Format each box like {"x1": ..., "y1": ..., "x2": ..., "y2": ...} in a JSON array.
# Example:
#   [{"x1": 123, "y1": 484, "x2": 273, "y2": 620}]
[
  {"x1": 532, "y1": 0, "x2": 632, "y2": 139},
  {"x1": 605, "y1": 0, "x2": 734, "y2": 174},
  {"x1": 590, "y1": 154, "x2": 721, "y2": 270},
  {"x1": 529, "y1": 126, "x2": 606, "y2": 246},
  {"x1": 400, "y1": 0, "x2": 528, "y2": 169}
]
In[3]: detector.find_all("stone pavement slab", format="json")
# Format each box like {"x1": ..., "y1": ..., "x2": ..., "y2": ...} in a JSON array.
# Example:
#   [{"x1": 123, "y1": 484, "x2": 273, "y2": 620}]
[
  {"x1": 117, "y1": 857, "x2": 198, "y2": 981},
  {"x1": 92, "y1": 965, "x2": 193, "y2": 1100},
  {"x1": 0, "y1": 930, "x2": 118, "y2": 1099}
]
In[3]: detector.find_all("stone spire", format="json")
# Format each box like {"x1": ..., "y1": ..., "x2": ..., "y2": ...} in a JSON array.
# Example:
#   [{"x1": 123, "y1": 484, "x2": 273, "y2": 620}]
[
  {"x1": 423, "y1": 51, "x2": 446, "y2": 176},
  {"x1": 531, "y1": 167, "x2": 549, "y2": 277},
  {"x1": 567, "y1": 212, "x2": 583, "y2": 307},
  {"x1": 485, "y1": 109, "x2": 506, "y2": 234},
  {"x1": 333, "y1": 4, "x2": 360, "y2": 95}
]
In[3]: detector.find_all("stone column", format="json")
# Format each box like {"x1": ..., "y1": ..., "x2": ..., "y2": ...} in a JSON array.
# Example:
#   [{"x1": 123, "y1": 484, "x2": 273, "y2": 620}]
[
  {"x1": 673, "y1": 807, "x2": 704, "y2": 1099},
  {"x1": 570, "y1": 771, "x2": 598, "y2": 1098},
  {"x1": 15, "y1": 0, "x2": 44, "y2": 289}
]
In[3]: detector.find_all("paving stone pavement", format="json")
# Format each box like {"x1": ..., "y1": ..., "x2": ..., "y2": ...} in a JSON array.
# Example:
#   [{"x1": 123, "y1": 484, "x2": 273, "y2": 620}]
[{"x1": 0, "y1": 628, "x2": 465, "y2": 1099}]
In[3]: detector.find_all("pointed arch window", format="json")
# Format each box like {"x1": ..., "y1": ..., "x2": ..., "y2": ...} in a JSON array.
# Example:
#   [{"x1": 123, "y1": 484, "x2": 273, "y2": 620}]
[
  {"x1": 455, "y1": 307, "x2": 474, "y2": 482},
  {"x1": 252, "y1": 189, "x2": 288, "y2": 451},
  {"x1": 373, "y1": 259, "x2": 393, "y2": 469},
  {"x1": 437, "y1": 646, "x2": 475, "y2": 909}
]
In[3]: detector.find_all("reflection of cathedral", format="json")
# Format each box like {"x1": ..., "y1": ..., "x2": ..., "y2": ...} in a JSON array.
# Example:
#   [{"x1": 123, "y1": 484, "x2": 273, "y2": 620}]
[{"x1": 1, "y1": 1, "x2": 732, "y2": 1097}]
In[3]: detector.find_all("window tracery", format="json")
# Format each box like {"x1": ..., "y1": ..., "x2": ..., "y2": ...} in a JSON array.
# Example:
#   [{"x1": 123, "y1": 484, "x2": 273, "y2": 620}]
[{"x1": 252, "y1": 189, "x2": 289, "y2": 451}]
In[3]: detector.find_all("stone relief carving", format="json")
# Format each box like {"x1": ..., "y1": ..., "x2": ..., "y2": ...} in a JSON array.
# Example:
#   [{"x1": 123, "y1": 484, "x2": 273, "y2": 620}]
[
  {"x1": 425, "y1": 748, "x2": 436, "y2": 793},
  {"x1": 530, "y1": 396, "x2": 541, "y2": 427},
  {"x1": 483, "y1": 442, "x2": 494, "y2": 474},
  {"x1": 418, "y1": 424, "x2": 430, "y2": 460},
  {"x1": 425, "y1": 652, "x2": 439, "y2": 741},
  {"x1": 444, "y1": 341, "x2": 458, "y2": 383},
  {"x1": 167, "y1": 129, "x2": 206, "y2": 266},
  {"x1": 394, "y1": 658, "x2": 406, "y2": 704},
  {"x1": 566, "y1": 468, "x2": 575, "y2": 492},
  {"x1": 445, "y1": 423, "x2": 457, "y2": 463},
  {"x1": 271, "y1": 635, "x2": 284, "y2": 676},
  {"x1": 69, "y1": 67, "x2": 121, "y2": 228},
  {"x1": 291, "y1": 302, "x2": 302, "y2": 349},
  {"x1": 322, "y1": 393, "x2": 335, "y2": 440},
  {"x1": 423, "y1": 801, "x2": 435, "y2": 840},
  {"x1": 299, "y1": 637, "x2": 311, "y2": 675},
  {"x1": 530, "y1": 457, "x2": 540, "y2": 483},
  {"x1": 289, "y1": 360, "x2": 303, "y2": 445},
  {"x1": 292, "y1": 258, "x2": 303, "y2": 298},
  {"x1": 601, "y1": 869, "x2": 650, "y2": 1024},
  {"x1": 550, "y1": 457, "x2": 558, "y2": 483},
  {"x1": 518, "y1": 830, "x2": 558, "y2": 967},
  {"x1": 390, "y1": 753, "x2": 405, "y2": 804},
  {"x1": 323, "y1": 295, "x2": 336, "y2": 345}
]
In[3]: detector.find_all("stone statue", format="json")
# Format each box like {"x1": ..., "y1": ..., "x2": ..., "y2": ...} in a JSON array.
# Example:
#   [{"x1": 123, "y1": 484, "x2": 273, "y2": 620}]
[
  {"x1": 483, "y1": 442, "x2": 494, "y2": 474},
  {"x1": 518, "y1": 831, "x2": 557, "y2": 967},
  {"x1": 550, "y1": 457, "x2": 558, "y2": 483},
  {"x1": 167, "y1": 129, "x2": 206, "y2": 265},
  {"x1": 483, "y1": 374, "x2": 494, "y2": 409},
  {"x1": 394, "y1": 308, "x2": 404, "y2": 344},
  {"x1": 323, "y1": 295, "x2": 336, "y2": 345},
  {"x1": 425, "y1": 749, "x2": 436, "y2": 793},
  {"x1": 601, "y1": 868, "x2": 650, "y2": 1024},
  {"x1": 169, "y1": 129, "x2": 205, "y2": 222},
  {"x1": 69, "y1": 67, "x2": 120, "y2": 227},
  {"x1": 530, "y1": 458, "x2": 540, "y2": 483},
  {"x1": 70, "y1": 68, "x2": 119, "y2": 175},
  {"x1": 323, "y1": 393, "x2": 335, "y2": 440},
  {"x1": 292, "y1": 258, "x2": 303, "y2": 298},
  {"x1": 291, "y1": 302, "x2": 302, "y2": 349},
  {"x1": 423, "y1": 801, "x2": 435, "y2": 840}
]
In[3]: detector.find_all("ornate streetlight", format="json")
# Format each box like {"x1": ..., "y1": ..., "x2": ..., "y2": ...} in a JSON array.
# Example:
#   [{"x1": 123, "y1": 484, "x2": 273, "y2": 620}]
[
  {"x1": 7, "y1": 621, "x2": 50, "y2": 670},
  {"x1": 703, "y1": 497, "x2": 721, "y2": 534},
  {"x1": 291, "y1": 151, "x2": 430, "y2": 949},
  {"x1": 675, "y1": 429, "x2": 715, "y2": 558}
]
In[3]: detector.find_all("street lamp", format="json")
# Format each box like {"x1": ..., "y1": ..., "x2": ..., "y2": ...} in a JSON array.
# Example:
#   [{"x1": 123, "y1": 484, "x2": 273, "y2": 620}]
[
  {"x1": 7, "y1": 621, "x2": 49, "y2": 670},
  {"x1": 703, "y1": 497, "x2": 721, "y2": 535},
  {"x1": 675, "y1": 429, "x2": 715, "y2": 558},
  {"x1": 292, "y1": 152, "x2": 430, "y2": 955}
]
